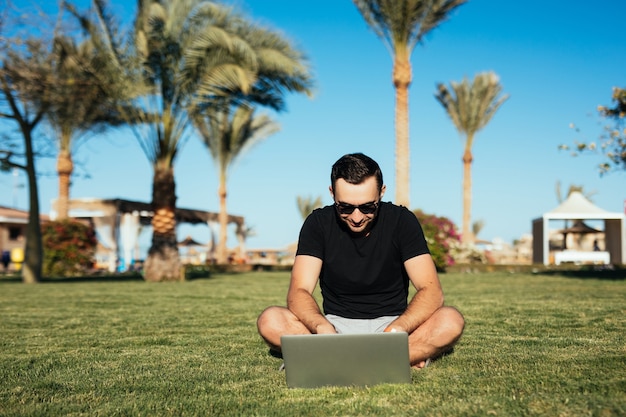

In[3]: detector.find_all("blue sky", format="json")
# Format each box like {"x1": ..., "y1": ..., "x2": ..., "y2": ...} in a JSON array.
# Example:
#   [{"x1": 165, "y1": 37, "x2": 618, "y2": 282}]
[{"x1": 2, "y1": 0, "x2": 625, "y2": 254}]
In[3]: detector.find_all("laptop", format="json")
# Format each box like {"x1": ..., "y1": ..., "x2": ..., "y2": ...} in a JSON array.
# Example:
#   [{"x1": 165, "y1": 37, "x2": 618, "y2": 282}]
[{"x1": 280, "y1": 332, "x2": 411, "y2": 388}]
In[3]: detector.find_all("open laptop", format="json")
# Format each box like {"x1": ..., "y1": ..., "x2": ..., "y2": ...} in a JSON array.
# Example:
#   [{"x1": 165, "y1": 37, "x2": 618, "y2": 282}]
[{"x1": 280, "y1": 332, "x2": 411, "y2": 388}]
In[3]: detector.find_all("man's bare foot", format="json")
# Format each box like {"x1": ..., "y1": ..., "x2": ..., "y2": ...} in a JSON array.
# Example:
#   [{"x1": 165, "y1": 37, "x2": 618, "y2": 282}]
[{"x1": 411, "y1": 358, "x2": 431, "y2": 369}]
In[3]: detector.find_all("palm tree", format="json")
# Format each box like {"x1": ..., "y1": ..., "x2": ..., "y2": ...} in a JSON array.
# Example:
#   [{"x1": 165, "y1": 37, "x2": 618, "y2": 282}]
[
  {"x1": 353, "y1": 0, "x2": 466, "y2": 208},
  {"x1": 137, "y1": 0, "x2": 313, "y2": 278},
  {"x1": 190, "y1": 5, "x2": 313, "y2": 264},
  {"x1": 555, "y1": 182, "x2": 596, "y2": 204},
  {"x1": 296, "y1": 195, "x2": 323, "y2": 221},
  {"x1": 193, "y1": 104, "x2": 279, "y2": 264},
  {"x1": 435, "y1": 71, "x2": 509, "y2": 244},
  {"x1": 472, "y1": 219, "x2": 485, "y2": 242},
  {"x1": 235, "y1": 223, "x2": 255, "y2": 262},
  {"x1": 116, "y1": 0, "x2": 262, "y2": 280},
  {"x1": 45, "y1": 33, "x2": 125, "y2": 220}
]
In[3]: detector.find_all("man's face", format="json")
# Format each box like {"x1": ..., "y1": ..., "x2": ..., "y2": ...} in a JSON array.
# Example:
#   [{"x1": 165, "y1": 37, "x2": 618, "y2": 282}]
[{"x1": 330, "y1": 176, "x2": 385, "y2": 235}]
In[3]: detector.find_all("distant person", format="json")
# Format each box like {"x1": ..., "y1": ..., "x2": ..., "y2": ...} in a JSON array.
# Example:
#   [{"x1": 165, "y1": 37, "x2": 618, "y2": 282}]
[
  {"x1": 1, "y1": 251, "x2": 10, "y2": 271},
  {"x1": 593, "y1": 239, "x2": 601, "y2": 251},
  {"x1": 257, "y1": 152, "x2": 465, "y2": 368}
]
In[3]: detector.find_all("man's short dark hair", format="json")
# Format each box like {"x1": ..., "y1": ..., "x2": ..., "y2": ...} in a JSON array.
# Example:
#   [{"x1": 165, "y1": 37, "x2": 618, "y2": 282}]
[{"x1": 331, "y1": 153, "x2": 383, "y2": 192}]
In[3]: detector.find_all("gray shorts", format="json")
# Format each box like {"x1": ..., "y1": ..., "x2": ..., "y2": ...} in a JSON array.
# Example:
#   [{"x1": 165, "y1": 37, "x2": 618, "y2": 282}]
[{"x1": 326, "y1": 314, "x2": 399, "y2": 334}]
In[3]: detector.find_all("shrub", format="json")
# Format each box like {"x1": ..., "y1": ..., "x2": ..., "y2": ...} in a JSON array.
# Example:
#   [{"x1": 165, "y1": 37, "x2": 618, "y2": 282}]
[
  {"x1": 413, "y1": 209, "x2": 461, "y2": 272},
  {"x1": 42, "y1": 220, "x2": 97, "y2": 277}
]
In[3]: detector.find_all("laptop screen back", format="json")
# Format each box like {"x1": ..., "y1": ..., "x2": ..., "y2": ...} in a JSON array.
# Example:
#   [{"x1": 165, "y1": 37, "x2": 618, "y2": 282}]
[{"x1": 280, "y1": 332, "x2": 411, "y2": 388}]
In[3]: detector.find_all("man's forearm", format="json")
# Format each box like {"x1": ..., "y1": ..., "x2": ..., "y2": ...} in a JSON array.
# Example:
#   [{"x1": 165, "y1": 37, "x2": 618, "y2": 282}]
[
  {"x1": 388, "y1": 287, "x2": 444, "y2": 333},
  {"x1": 287, "y1": 289, "x2": 335, "y2": 333}
]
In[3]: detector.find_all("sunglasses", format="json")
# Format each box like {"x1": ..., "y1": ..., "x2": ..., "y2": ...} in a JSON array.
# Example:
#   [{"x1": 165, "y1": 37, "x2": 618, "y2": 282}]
[{"x1": 334, "y1": 201, "x2": 379, "y2": 215}]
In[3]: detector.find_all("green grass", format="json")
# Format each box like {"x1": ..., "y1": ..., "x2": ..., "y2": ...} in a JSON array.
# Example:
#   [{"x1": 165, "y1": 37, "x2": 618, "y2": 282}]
[{"x1": 0, "y1": 271, "x2": 625, "y2": 416}]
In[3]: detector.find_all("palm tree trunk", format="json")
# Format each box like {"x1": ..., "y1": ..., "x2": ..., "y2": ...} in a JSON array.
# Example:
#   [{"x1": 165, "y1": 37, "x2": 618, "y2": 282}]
[
  {"x1": 217, "y1": 172, "x2": 228, "y2": 264},
  {"x1": 462, "y1": 147, "x2": 473, "y2": 245},
  {"x1": 143, "y1": 164, "x2": 182, "y2": 281},
  {"x1": 56, "y1": 148, "x2": 73, "y2": 220},
  {"x1": 393, "y1": 56, "x2": 412, "y2": 208}
]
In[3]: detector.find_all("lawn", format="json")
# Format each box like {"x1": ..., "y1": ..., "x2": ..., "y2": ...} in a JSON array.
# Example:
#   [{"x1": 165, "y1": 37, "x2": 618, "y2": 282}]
[{"x1": 0, "y1": 271, "x2": 624, "y2": 416}]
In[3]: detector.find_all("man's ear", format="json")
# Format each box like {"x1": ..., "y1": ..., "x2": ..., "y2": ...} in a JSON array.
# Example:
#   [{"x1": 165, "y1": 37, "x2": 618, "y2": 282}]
[
  {"x1": 328, "y1": 185, "x2": 334, "y2": 199},
  {"x1": 380, "y1": 184, "x2": 386, "y2": 199}
]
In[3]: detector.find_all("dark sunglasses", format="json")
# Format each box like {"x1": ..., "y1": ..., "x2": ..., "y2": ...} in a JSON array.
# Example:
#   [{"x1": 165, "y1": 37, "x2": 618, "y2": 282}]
[{"x1": 334, "y1": 201, "x2": 379, "y2": 215}]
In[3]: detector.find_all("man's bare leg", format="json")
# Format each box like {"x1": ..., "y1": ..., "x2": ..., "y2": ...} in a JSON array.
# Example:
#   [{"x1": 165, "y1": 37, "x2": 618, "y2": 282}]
[
  {"x1": 258, "y1": 305, "x2": 464, "y2": 367},
  {"x1": 256, "y1": 306, "x2": 311, "y2": 351},
  {"x1": 408, "y1": 306, "x2": 465, "y2": 368}
]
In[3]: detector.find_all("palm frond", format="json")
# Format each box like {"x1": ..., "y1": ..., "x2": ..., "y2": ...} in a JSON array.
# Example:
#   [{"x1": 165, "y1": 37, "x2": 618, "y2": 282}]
[
  {"x1": 435, "y1": 71, "x2": 509, "y2": 141},
  {"x1": 193, "y1": 103, "x2": 279, "y2": 178},
  {"x1": 296, "y1": 195, "x2": 324, "y2": 220},
  {"x1": 353, "y1": 0, "x2": 467, "y2": 53}
]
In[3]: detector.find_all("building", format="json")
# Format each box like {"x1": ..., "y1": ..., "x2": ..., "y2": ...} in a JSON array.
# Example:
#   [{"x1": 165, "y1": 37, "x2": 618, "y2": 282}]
[{"x1": 0, "y1": 206, "x2": 49, "y2": 271}]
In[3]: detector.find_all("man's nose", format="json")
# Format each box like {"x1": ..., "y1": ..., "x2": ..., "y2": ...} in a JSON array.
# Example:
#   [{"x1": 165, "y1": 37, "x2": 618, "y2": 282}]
[{"x1": 349, "y1": 209, "x2": 366, "y2": 221}]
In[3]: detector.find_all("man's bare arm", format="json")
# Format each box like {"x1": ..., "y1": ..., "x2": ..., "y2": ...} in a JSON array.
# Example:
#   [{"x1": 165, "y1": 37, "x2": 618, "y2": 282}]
[
  {"x1": 287, "y1": 255, "x2": 336, "y2": 334},
  {"x1": 385, "y1": 254, "x2": 444, "y2": 333}
]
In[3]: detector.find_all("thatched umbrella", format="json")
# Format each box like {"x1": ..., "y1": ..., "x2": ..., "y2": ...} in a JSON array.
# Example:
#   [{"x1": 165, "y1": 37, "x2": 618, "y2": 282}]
[
  {"x1": 557, "y1": 220, "x2": 602, "y2": 249},
  {"x1": 178, "y1": 236, "x2": 207, "y2": 263},
  {"x1": 178, "y1": 235, "x2": 204, "y2": 247}
]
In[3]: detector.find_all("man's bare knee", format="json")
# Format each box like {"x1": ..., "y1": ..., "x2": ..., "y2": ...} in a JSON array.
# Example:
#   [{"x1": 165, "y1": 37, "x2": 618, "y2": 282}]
[
  {"x1": 257, "y1": 306, "x2": 289, "y2": 350},
  {"x1": 440, "y1": 306, "x2": 465, "y2": 342},
  {"x1": 257, "y1": 306, "x2": 284, "y2": 334}
]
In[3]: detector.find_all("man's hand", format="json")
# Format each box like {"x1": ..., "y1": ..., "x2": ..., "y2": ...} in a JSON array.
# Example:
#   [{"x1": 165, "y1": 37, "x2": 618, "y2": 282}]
[
  {"x1": 315, "y1": 322, "x2": 337, "y2": 334},
  {"x1": 383, "y1": 317, "x2": 409, "y2": 334}
]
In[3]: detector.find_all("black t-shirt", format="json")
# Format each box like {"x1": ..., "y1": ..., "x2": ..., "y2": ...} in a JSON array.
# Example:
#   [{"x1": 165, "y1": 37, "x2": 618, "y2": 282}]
[{"x1": 295, "y1": 202, "x2": 430, "y2": 319}]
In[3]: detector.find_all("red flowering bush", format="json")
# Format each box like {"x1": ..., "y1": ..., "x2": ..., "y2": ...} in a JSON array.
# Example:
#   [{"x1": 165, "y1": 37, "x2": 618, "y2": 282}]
[
  {"x1": 42, "y1": 220, "x2": 97, "y2": 277},
  {"x1": 413, "y1": 209, "x2": 461, "y2": 272}
]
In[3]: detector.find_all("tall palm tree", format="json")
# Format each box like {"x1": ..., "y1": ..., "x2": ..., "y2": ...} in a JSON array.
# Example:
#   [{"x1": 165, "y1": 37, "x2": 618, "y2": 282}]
[
  {"x1": 193, "y1": 104, "x2": 279, "y2": 264},
  {"x1": 190, "y1": 5, "x2": 313, "y2": 264},
  {"x1": 296, "y1": 195, "x2": 323, "y2": 221},
  {"x1": 435, "y1": 71, "x2": 509, "y2": 244},
  {"x1": 353, "y1": 0, "x2": 466, "y2": 208},
  {"x1": 128, "y1": 0, "x2": 270, "y2": 280},
  {"x1": 45, "y1": 33, "x2": 124, "y2": 220}
]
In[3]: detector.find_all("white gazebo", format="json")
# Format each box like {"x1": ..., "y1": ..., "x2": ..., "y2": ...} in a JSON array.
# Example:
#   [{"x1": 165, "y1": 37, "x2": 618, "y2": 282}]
[{"x1": 532, "y1": 191, "x2": 625, "y2": 265}]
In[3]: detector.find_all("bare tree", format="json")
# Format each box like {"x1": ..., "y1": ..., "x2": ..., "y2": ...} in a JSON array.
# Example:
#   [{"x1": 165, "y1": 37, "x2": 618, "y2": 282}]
[{"x1": 0, "y1": 37, "x2": 54, "y2": 283}]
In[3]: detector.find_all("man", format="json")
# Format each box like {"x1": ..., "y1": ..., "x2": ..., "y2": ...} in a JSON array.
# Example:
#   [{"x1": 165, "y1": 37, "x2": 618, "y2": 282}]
[{"x1": 257, "y1": 153, "x2": 464, "y2": 368}]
